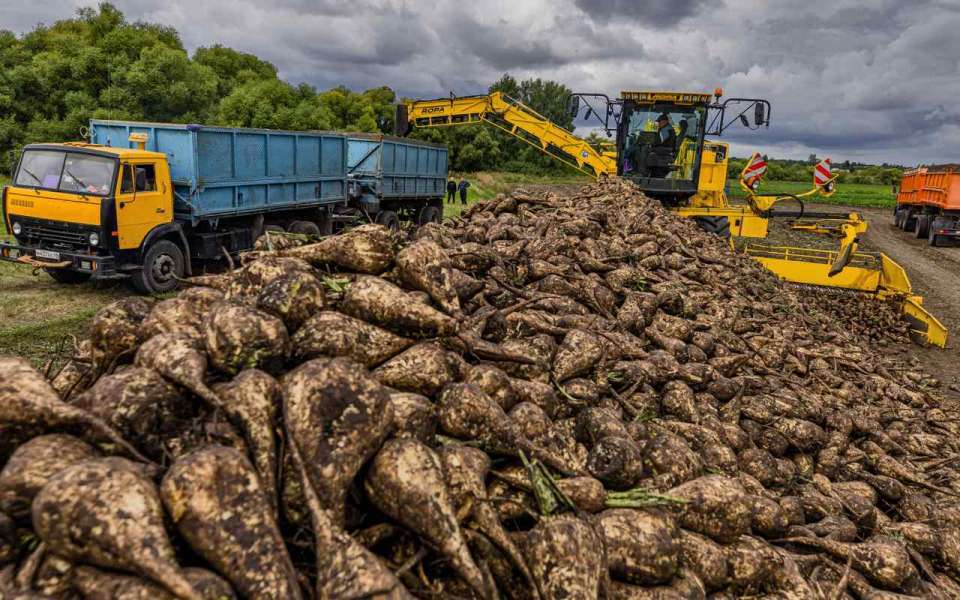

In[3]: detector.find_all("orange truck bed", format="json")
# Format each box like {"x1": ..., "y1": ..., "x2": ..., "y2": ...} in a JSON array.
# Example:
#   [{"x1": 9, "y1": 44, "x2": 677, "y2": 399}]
[{"x1": 897, "y1": 167, "x2": 960, "y2": 212}]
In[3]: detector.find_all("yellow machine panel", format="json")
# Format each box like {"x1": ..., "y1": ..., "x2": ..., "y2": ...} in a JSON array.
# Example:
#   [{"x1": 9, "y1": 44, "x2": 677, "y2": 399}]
[{"x1": 620, "y1": 91, "x2": 713, "y2": 105}]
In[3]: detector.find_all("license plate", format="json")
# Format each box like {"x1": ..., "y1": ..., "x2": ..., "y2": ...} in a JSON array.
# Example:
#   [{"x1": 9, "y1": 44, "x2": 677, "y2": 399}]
[{"x1": 35, "y1": 249, "x2": 61, "y2": 261}]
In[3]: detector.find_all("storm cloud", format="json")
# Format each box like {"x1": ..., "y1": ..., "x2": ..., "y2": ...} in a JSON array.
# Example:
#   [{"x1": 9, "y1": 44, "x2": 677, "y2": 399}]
[{"x1": 3, "y1": 0, "x2": 958, "y2": 164}]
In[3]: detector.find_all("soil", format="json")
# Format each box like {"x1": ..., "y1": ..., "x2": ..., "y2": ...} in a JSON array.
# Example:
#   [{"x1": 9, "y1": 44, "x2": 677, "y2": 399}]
[{"x1": 838, "y1": 204, "x2": 960, "y2": 399}]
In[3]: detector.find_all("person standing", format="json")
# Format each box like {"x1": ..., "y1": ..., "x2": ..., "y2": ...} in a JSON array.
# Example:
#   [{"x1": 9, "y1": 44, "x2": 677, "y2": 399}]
[
  {"x1": 458, "y1": 176, "x2": 470, "y2": 205},
  {"x1": 446, "y1": 176, "x2": 457, "y2": 203}
]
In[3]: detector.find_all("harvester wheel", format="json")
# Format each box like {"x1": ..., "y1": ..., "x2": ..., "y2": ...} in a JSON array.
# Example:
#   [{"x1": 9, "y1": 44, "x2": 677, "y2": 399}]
[
  {"x1": 288, "y1": 220, "x2": 322, "y2": 236},
  {"x1": 694, "y1": 216, "x2": 731, "y2": 238}
]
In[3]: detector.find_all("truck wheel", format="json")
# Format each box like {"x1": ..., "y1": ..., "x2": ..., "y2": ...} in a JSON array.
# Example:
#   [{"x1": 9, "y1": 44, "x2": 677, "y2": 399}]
[
  {"x1": 418, "y1": 205, "x2": 442, "y2": 225},
  {"x1": 914, "y1": 215, "x2": 930, "y2": 239},
  {"x1": 375, "y1": 210, "x2": 400, "y2": 232},
  {"x1": 132, "y1": 239, "x2": 184, "y2": 295},
  {"x1": 288, "y1": 220, "x2": 321, "y2": 236},
  {"x1": 317, "y1": 213, "x2": 334, "y2": 235},
  {"x1": 45, "y1": 269, "x2": 91, "y2": 284},
  {"x1": 903, "y1": 212, "x2": 917, "y2": 232},
  {"x1": 929, "y1": 225, "x2": 941, "y2": 247}
]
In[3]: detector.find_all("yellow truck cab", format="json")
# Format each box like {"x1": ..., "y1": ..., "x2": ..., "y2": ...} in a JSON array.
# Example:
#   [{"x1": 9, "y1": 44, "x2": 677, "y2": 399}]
[{"x1": 2, "y1": 140, "x2": 182, "y2": 292}]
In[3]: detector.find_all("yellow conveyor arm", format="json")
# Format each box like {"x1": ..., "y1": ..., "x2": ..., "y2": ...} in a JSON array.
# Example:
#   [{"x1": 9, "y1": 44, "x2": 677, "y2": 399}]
[{"x1": 404, "y1": 92, "x2": 616, "y2": 178}]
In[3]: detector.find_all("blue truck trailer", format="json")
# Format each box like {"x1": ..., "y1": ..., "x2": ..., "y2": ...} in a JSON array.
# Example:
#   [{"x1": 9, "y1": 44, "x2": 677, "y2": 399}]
[{"x1": 1, "y1": 120, "x2": 447, "y2": 293}]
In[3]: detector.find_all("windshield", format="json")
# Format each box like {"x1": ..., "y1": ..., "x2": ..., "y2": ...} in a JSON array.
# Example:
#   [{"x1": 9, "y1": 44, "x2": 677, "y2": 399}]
[
  {"x1": 14, "y1": 150, "x2": 116, "y2": 197},
  {"x1": 621, "y1": 105, "x2": 704, "y2": 180}
]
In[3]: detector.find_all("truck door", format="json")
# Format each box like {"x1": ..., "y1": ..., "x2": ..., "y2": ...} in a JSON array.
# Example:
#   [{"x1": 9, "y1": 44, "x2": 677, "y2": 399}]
[{"x1": 115, "y1": 162, "x2": 170, "y2": 250}]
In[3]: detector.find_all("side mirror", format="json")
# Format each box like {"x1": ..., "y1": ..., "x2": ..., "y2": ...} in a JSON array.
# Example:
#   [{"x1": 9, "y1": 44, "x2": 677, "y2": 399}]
[
  {"x1": 739, "y1": 114, "x2": 749, "y2": 127},
  {"x1": 754, "y1": 103, "x2": 766, "y2": 126},
  {"x1": 584, "y1": 108, "x2": 593, "y2": 121},
  {"x1": 567, "y1": 96, "x2": 580, "y2": 119}
]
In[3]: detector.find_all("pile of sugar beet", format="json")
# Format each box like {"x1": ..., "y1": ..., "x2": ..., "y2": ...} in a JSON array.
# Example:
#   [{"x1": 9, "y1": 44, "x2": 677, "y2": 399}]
[{"x1": 2, "y1": 179, "x2": 960, "y2": 600}]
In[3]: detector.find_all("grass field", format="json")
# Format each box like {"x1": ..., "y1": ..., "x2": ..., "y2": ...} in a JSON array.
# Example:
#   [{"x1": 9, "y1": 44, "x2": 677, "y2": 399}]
[
  {"x1": 728, "y1": 180, "x2": 896, "y2": 208},
  {"x1": 0, "y1": 174, "x2": 129, "y2": 367},
  {"x1": 442, "y1": 171, "x2": 589, "y2": 219}
]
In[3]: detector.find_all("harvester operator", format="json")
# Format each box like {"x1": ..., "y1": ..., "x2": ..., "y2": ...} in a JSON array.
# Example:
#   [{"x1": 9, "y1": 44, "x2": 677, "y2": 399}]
[{"x1": 654, "y1": 113, "x2": 677, "y2": 150}]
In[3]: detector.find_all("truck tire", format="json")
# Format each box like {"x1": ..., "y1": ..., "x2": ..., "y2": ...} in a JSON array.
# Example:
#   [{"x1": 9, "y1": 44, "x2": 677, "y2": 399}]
[
  {"x1": 894, "y1": 209, "x2": 904, "y2": 229},
  {"x1": 317, "y1": 213, "x2": 334, "y2": 236},
  {"x1": 132, "y1": 239, "x2": 184, "y2": 295},
  {"x1": 929, "y1": 224, "x2": 941, "y2": 247},
  {"x1": 288, "y1": 220, "x2": 321, "y2": 236},
  {"x1": 418, "y1": 205, "x2": 442, "y2": 225},
  {"x1": 45, "y1": 269, "x2": 91, "y2": 285},
  {"x1": 375, "y1": 210, "x2": 400, "y2": 232},
  {"x1": 914, "y1": 214, "x2": 930, "y2": 239},
  {"x1": 903, "y1": 211, "x2": 917, "y2": 232}
]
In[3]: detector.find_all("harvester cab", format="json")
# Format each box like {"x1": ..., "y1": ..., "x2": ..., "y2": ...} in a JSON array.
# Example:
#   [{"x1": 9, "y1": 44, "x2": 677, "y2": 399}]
[{"x1": 567, "y1": 89, "x2": 770, "y2": 205}]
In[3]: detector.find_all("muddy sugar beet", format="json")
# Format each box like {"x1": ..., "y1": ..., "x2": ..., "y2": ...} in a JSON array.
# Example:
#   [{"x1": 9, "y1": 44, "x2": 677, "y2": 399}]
[{"x1": 2, "y1": 180, "x2": 960, "y2": 598}]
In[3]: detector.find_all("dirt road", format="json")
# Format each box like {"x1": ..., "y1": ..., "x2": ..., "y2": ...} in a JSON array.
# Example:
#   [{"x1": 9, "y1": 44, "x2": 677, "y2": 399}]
[{"x1": 837, "y1": 205, "x2": 960, "y2": 396}]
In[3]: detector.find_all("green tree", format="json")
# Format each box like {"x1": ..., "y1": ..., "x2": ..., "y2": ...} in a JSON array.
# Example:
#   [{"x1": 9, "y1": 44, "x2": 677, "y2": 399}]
[
  {"x1": 122, "y1": 43, "x2": 218, "y2": 122},
  {"x1": 194, "y1": 44, "x2": 277, "y2": 97}
]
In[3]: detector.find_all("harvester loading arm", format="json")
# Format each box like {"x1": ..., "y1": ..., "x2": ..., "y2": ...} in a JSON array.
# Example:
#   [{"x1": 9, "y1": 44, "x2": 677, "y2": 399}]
[{"x1": 397, "y1": 92, "x2": 616, "y2": 178}]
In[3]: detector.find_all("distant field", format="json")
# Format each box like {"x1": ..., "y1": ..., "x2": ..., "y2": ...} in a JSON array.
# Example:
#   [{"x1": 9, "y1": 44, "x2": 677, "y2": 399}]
[
  {"x1": 729, "y1": 180, "x2": 896, "y2": 208},
  {"x1": 442, "y1": 175, "x2": 898, "y2": 217},
  {"x1": 443, "y1": 171, "x2": 589, "y2": 219}
]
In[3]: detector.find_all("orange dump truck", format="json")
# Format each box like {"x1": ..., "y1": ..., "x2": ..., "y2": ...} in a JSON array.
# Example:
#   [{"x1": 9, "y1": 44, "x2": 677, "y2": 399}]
[{"x1": 894, "y1": 166, "x2": 960, "y2": 246}]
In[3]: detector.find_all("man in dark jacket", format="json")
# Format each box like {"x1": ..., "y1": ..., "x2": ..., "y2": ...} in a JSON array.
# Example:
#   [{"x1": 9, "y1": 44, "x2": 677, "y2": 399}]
[
  {"x1": 458, "y1": 177, "x2": 470, "y2": 205},
  {"x1": 654, "y1": 113, "x2": 677, "y2": 151},
  {"x1": 647, "y1": 113, "x2": 677, "y2": 178},
  {"x1": 446, "y1": 177, "x2": 457, "y2": 203}
]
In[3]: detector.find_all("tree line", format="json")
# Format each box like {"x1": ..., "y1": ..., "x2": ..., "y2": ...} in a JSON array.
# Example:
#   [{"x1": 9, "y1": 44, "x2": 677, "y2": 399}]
[
  {"x1": 0, "y1": 3, "x2": 573, "y2": 176},
  {"x1": 726, "y1": 157, "x2": 903, "y2": 186}
]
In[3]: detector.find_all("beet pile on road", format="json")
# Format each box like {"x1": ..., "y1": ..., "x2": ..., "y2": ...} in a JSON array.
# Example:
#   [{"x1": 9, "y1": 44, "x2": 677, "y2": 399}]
[{"x1": 2, "y1": 179, "x2": 960, "y2": 599}]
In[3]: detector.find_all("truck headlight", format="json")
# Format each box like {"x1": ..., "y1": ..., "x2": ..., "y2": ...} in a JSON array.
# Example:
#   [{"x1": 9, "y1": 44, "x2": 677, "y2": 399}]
[
  {"x1": 89, "y1": 232, "x2": 100, "y2": 247},
  {"x1": 11, "y1": 222, "x2": 21, "y2": 236}
]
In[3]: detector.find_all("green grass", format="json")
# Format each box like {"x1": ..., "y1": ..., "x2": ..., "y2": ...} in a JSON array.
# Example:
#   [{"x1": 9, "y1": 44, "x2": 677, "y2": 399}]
[
  {"x1": 0, "y1": 259, "x2": 128, "y2": 368},
  {"x1": 0, "y1": 174, "x2": 127, "y2": 367},
  {"x1": 728, "y1": 180, "x2": 896, "y2": 208}
]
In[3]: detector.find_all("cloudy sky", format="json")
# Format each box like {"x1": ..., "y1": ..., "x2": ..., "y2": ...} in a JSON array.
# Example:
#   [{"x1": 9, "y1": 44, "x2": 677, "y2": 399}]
[{"x1": 4, "y1": 0, "x2": 960, "y2": 165}]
